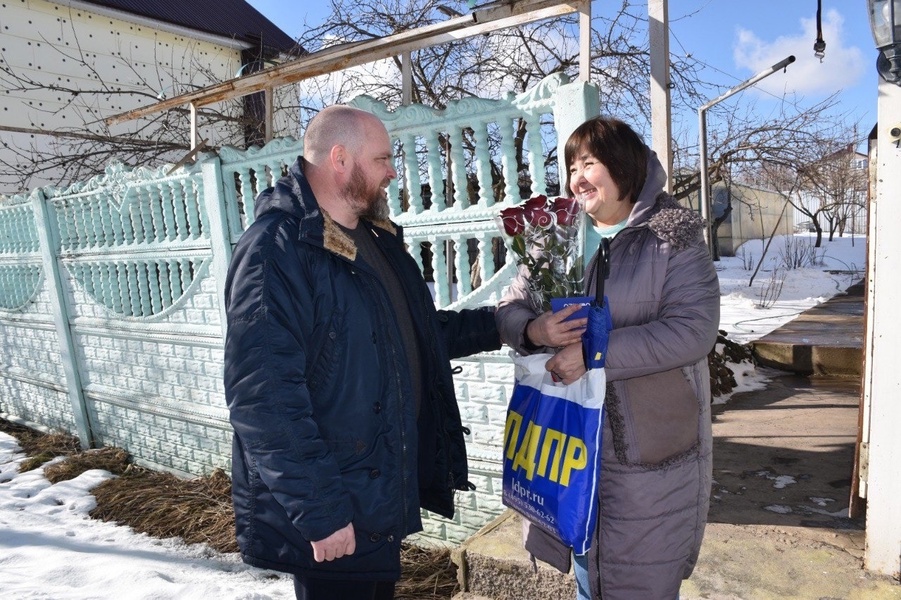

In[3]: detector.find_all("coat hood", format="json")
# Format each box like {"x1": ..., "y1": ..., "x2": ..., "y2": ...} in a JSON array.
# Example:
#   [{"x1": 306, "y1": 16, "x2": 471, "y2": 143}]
[
  {"x1": 626, "y1": 148, "x2": 705, "y2": 251},
  {"x1": 253, "y1": 157, "x2": 398, "y2": 263},
  {"x1": 254, "y1": 156, "x2": 318, "y2": 223}
]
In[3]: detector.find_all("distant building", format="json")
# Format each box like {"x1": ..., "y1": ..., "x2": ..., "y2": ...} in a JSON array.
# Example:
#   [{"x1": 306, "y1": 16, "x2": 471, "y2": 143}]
[{"x1": 0, "y1": 0, "x2": 300, "y2": 195}]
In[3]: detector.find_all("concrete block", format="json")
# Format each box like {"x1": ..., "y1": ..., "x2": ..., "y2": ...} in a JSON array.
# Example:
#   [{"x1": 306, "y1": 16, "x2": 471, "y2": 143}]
[
  {"x1": 468, "y1": 382, "x2": 504, "y2": 405},
  {"x1": 454, "y1": 361, "x2": 485, "y2": 381},
  {"x1": 483, "y1": 362, "x2": 514, "y2": 382},
  {"x1": 452, "y1": 511, "x2": 575, "y2": 600}
]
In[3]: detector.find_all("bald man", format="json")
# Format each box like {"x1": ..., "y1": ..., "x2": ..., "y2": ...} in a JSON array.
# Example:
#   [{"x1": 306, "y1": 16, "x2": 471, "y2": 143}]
[{"x1": 223, "y1": 106, "x2": 500, "y2": 600}]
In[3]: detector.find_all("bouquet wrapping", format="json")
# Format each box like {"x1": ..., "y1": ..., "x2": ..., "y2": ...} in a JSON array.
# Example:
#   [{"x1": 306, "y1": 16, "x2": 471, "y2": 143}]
[{"x1": 497, "y1": 195, "x2": 585, "y2": 314}]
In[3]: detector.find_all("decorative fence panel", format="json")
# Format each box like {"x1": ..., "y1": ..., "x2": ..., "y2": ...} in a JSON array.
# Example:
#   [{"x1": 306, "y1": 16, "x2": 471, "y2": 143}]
[
  {"x1": 0, "y1": 194, "x2": 74, "y2": 433},
  {"x1": 0, "y1": 73, "x2": 598, "y2": 545}
]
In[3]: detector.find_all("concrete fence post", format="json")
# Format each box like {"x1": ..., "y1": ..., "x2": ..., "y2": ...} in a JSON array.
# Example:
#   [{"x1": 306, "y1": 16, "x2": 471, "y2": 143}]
[
  {"x1": 30, "y1": 188, "x2": 92, "y2": 448},
  {"x1": 201, "y1": 156, "x2": 234, "y2": 342}
]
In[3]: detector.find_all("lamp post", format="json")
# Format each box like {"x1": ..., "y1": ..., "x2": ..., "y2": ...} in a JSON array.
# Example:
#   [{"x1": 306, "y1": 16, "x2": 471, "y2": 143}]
[
  {"x1": 697, "y1": 55, "x2": 795, "y2": 257},
  {"x1": 868, "y1": 0, "x2": 901, "y2": 83}
]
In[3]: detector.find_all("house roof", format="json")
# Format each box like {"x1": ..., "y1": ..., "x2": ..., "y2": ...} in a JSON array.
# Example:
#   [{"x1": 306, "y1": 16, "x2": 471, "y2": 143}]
[{"x1": 77, "y1": 0, "x2": 300, "y2": 55}]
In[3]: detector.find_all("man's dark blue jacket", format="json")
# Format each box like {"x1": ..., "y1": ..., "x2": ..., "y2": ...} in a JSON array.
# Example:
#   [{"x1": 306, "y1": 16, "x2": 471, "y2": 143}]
[{"x1": 223, "y1": 158, "x2": 501, "y2": 581}]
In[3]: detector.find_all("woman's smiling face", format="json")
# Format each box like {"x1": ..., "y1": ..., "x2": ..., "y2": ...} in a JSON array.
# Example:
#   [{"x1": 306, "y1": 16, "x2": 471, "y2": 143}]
[{"x1": 568, "y1": 150, "x2": 632, "y2": 227}]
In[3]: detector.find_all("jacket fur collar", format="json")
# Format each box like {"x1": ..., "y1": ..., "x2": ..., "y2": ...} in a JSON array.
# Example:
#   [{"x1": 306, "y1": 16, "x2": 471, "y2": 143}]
[
  {"x1": 322, "y1": 211, "x2": 398, "y2": 262},
  {"x1": 645, "y1": 195, "x2": 705, "y2": 251}
]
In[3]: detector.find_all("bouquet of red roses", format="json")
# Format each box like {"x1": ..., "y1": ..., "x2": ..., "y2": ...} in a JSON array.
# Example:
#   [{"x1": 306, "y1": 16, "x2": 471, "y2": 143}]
[{"x1": 497, "y1": 195, "x2": 585, "y2": 314}]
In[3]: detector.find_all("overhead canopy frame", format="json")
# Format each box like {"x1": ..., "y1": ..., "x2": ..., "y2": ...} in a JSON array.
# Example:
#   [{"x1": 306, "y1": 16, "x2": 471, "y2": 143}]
[{"x1": 105, "y1": 0, "x2": 592, "y2": 148}]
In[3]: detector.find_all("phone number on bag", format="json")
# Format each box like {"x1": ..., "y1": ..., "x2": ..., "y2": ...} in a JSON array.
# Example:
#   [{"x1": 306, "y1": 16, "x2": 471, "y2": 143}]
[{"x1": 504, "y1": 493, "x2": 556, "y2": 526}]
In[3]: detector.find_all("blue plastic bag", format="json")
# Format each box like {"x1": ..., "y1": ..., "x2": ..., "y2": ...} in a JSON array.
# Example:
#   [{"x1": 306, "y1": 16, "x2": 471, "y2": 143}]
[{"x1": 502, "y1": 352, "x2": 605, "y2": 554}]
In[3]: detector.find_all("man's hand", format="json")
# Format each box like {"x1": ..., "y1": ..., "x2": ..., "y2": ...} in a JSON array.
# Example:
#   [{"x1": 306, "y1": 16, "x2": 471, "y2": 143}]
[
  {"x1": 311, "y1": 522, "x2": 356, "y2": 562},
  {"x1": 545, "y1": 342, "x2": 587, "y2": 385},
  {"x1": 525, "y1": 304, "x2": 587, "y2": 349}
]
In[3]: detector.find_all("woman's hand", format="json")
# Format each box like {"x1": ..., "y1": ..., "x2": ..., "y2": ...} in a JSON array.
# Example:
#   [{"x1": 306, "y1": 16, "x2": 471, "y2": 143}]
[
  {"x1": 545, "y1": 342, "x2": 587, "y2": 385},
  {"x1": 525, "y1": 304, "x2": 587, "y2": 349}
]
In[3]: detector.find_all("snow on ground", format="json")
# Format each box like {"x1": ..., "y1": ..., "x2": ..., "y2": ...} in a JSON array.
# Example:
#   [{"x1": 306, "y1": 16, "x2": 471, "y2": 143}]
[
  {"x1": 0, "y1": 232, "x2": 866, "y2": 599},
  {"x1": 712, "y1": 232, "x2": 865, "y2": 403},
  {"x1": 716, "y1": 232, "x2": 866, "y2": 344},
  {"x1": 0, "y1": 434, "x2": 296, "y2": 599}
]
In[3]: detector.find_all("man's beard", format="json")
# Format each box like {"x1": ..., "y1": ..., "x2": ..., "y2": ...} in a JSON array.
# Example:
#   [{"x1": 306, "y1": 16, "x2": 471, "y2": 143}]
[{"x1": 344, "y1": 164, "x2": 390, "y2": 221}]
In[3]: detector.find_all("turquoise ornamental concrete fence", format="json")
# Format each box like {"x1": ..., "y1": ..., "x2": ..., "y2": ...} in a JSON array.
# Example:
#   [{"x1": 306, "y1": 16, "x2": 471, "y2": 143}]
[
  {"x1": 0, "y1": 200, "x2": 42, "y2": 310},
  {"x1": 0, "y1": 73, "x2": 598, "y2": 545}
]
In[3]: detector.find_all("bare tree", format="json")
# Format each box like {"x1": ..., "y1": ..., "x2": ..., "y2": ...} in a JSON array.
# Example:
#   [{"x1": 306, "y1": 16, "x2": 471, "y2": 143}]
[
  {"x1": 2, "y1": 0, "x2": 861, "y2": 217},
  {"x1": 300, "y1": 1, "x2": 864, "y2": 212},
  {"x1": 743, "y1": 160, "x2": 808, "y2": 284},
  {"x1": 296, "y1": 0, "x2": 682, "y2": 115},
  {"x1": 294, "y1": 0, "x2": 715, "y2": 199},
  {"x1": 798, "y1": 143, "x2": 868, "y2": 243},
  {"x1": 671, "y1": 94, "x2": 861, "y2": 257}
]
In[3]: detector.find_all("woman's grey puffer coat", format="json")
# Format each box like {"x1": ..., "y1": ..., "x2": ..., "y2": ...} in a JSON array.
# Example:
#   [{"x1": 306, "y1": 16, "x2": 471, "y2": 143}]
[{"x1": 496, "y1": 150, "x2": 720, "y2": 599}]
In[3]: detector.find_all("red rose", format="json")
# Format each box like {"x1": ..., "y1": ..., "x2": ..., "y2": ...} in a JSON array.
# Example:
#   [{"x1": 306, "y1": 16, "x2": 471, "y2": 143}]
[
  {"x1": 499, "y1": 206, "x2": 526, "y2": 236},
  {"x1": 552, "y1": 196, "x2": 580, "y2": 226},
  {"x1": 523, "y1": 195, "x2": 548, "y2": 210},
  {"x1": 523, "y1": 195, "x2": 553, "y2": 227},
  {"x1": 496, "y1": 194, "x2": 585, "y2": 312}
]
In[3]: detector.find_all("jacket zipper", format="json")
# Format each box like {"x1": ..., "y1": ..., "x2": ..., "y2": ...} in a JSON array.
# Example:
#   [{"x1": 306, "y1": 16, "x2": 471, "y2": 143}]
[{"x1": 342, "y1": 244, "x2": 413, "y2": 535}]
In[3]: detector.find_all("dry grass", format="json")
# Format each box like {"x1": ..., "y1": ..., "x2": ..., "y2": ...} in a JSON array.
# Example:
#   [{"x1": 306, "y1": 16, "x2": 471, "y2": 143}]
[
  {"x1": 90, "y1": 466, "x2": 240, "y2": 553},
  {"x1": 0, "y1": 417, "x2": 459, "y2": 598},
  {"x1": 44, "y1": 447, "x2": 130, "y2": 483},
  {"x1": 397, "y1": 545, "x2": 459, "y2": 599},
  {"x1": 5, "y1": 425, "x2": 80, "y2": 473}
]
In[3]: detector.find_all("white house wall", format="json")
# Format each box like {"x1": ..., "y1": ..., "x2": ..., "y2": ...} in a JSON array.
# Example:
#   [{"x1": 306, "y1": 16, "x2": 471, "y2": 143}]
[{"x1": 0, "y1": 0, "x2": 248, "y2": 193}]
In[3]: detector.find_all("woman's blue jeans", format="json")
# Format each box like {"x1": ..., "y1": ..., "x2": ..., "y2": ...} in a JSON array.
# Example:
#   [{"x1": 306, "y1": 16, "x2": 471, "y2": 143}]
[
  {"x1": 574, "y1": 553, "x2": 591, "y2": 600},
  {"x1": 574, "y1": 554, "x2": 681, "y2": 600}
]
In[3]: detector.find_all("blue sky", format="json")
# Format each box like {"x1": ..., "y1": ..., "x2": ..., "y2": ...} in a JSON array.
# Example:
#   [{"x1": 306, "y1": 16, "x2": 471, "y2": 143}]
[
  {"x1": 247, "y1": 1, "x2": 877, "y2": 138},
  {"x1": 668, "y1": 1, "x2": 876, "y2": 133}
]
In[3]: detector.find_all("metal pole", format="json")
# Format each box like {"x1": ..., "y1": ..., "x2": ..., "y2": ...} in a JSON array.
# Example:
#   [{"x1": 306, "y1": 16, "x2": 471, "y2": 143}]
[
  {"x1": 698, "y1": 107, "x2": 710, "y2": 245},
  {"x1": 698, "y1": 54, "x2": 796, "y2": 256}
]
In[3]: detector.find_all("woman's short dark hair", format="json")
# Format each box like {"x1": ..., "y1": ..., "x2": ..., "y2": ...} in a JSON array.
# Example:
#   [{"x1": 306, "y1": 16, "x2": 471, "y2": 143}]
[{"x1": 564, "y1": 117, "x2": 647, "y2": 203}]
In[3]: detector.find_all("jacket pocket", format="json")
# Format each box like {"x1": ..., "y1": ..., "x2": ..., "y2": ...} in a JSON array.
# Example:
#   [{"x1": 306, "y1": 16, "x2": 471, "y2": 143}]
[
  {"x1": 614, "y1": 367, "x2": 700, "y2": 465},
  {"x1": 306, "y1": 310, "x2": 344, "y2": 396}
]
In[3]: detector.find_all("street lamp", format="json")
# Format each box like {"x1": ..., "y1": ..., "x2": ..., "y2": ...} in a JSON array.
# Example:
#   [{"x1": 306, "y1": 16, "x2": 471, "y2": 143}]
[{"x1": 868, "y1": 0, "x2": 901, "y2": 84}]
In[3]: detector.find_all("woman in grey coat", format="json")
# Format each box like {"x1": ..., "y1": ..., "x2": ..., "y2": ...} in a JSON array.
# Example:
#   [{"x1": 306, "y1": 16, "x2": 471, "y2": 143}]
[{"x1": 496, "y1": 117, "x2": 720, "y2": 599}]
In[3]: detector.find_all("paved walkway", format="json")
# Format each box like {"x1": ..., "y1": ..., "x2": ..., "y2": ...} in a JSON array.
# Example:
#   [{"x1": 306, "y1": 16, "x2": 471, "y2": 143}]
[
  {"x1": 455, "y1": 281, "x2": 901, "y2": 599},
  {"x1": 750, "y1": 280, "x2": 865, "y2": 377},
  {"x1": 684, "y1": 280, "x2": 899, "y2": 598},
  {"x1": 683, "y1": 374, "x2": 900, "y2": 599}
]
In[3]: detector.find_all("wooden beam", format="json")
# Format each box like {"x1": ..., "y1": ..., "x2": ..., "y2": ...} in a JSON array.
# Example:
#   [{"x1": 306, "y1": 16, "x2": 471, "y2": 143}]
[
  {"x1": 649, "y1": 0, "x2": 672, "y2": 192},
  {"x1": 578, "y1": 0, "x2": 591, "y2": 81},
  {"x1": 105, "y1": 0, "x2": 585, "y2": 125}
]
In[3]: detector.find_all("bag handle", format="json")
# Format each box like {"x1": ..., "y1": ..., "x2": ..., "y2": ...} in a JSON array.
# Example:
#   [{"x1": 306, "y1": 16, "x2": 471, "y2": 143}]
[{"x1": 593, "y1": 237, "x2": 610, "y2": 307}]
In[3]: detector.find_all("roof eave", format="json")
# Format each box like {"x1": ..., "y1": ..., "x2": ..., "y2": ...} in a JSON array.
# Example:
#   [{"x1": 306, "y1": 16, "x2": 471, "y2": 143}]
[{"x1": 56, "y1": 0, "x2": 254, "y2": 51}]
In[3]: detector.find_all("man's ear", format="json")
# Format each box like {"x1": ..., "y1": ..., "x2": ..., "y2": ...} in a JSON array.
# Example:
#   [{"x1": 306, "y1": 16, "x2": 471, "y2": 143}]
[{"x1": 330, "y1": 144, "x2": 349, "y2": 174}]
